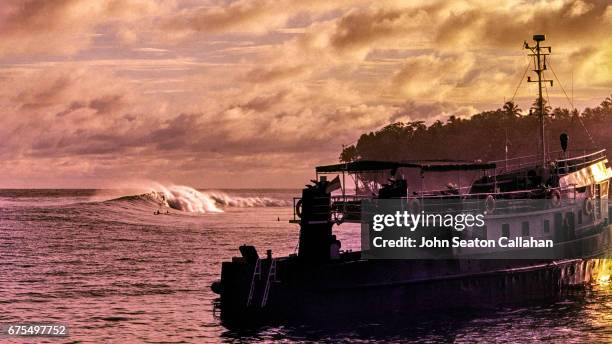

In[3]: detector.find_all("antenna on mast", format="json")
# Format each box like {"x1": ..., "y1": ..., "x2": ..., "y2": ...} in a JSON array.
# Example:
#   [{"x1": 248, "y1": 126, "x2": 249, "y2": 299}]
[{"x1": 524, "y1": 34, "x2": 553, "y2": 168}]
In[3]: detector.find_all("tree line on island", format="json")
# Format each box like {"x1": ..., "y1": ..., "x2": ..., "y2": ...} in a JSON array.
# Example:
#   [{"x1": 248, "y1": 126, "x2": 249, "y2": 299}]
[{"x1": 340, "y1": 96, "x2": 612, "y2": 164}]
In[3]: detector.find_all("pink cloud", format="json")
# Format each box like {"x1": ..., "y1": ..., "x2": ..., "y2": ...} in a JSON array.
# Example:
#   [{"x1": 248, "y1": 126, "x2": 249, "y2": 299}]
[{"x1": 1, "y1": 0, "x2": 611, "y2": 187}]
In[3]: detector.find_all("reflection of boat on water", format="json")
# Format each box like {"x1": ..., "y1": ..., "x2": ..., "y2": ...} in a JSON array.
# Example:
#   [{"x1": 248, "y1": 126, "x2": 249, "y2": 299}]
[{"x1": 211, "y1": 35, "x2": 612, "y2": 322}]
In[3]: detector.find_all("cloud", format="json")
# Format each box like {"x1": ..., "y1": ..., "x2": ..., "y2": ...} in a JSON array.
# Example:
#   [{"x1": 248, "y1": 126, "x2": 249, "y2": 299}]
[
  {"x1": 432, "y1": 0, "x2": 611, "y2": 49},
  {"x1": 392, "y1": 100, "x2": 480, "y2": 123},
  {"x1": 243, "y1": 64, "x2": 311, "y2": 83},
  {"x1": 16, "y1": 75, "x2": 73, "y2": 109},
  {"x1": 1, "y1": 65, "x2": 393, "y2": 164},
  {"x1": 326, "y1": 4, "x2": 436, "y2": 56},
  {"x1": 160, "y1": 0, "x2": 361, "y2": 37},
  {"x1": 391, "y1": 53, "x2": 475, "y2": 100},
  {"x1": 0, "y1": 0, "x2": 164, "y2": 56},
  {"x1": 238, "y1": 90, "x2": 289, "y2": 112},
  {"x1": 55, "y1": 95, "x2": 124, "y2": 117},
  {"x1": 132, "y1": 47, "x2": 170, "y2": 53},
  {"x1": 1, "y1": 0, "x2": 611, "y2": 187},
  {"x1": 162, "y1": 0, "x2": 290, "y2": 35},
  {"x1": 55, "y1": 101, "x2": 87, "y2": 117}
]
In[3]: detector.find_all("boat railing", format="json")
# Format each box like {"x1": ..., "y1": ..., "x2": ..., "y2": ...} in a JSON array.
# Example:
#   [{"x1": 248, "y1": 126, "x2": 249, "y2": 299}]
[
  {"x1": 492, "y1": 153, "x2": 541, "y2": 174},
  {"x1": 492, "y1": 149, "x2": 606, "y2": 174},
  {"x1": 556, "y1": 149, "x2": 606, "y2": 174}
]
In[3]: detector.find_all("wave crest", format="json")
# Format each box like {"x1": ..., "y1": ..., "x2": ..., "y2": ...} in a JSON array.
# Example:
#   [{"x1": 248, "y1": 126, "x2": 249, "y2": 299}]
[{"x1": 110, "y1": 185, "x2": 289, "y2": 213}]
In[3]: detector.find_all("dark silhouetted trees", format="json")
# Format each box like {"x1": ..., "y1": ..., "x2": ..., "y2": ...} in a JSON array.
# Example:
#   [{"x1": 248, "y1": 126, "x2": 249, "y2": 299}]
[{"x1": 340, "y1": 96, "x2": 612, "y2": 163}]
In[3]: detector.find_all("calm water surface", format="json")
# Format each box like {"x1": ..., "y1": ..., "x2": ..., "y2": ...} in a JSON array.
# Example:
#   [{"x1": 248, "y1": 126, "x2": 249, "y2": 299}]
[{"x1": 1, "y1": 189, "x2": 612, "y2": 343}]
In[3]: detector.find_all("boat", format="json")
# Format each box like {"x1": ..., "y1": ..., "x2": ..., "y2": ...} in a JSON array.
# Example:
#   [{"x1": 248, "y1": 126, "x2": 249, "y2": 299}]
[{"x1": 211, "y1": 35, "x2": 612, "y2": 323}]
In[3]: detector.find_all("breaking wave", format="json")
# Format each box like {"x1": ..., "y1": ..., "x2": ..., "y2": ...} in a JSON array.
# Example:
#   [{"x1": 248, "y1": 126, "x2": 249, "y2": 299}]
[{"x1": 109, "y1": 185, "x2": 290, "y2": 213}]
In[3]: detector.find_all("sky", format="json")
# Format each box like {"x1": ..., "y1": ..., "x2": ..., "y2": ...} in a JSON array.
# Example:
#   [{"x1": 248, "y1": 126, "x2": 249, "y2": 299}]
[{"x1": 1, "y1": 0, "x2": 611, "y2": 188}]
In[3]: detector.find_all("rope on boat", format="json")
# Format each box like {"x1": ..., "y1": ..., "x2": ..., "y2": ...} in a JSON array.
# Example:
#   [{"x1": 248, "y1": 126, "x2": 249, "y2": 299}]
[
  {"x1": 548, "y1": 59, "x2": 599, "y2": 149},
  {"x1": 510, "y1": 58, "x2": 532, "y2": 103}
]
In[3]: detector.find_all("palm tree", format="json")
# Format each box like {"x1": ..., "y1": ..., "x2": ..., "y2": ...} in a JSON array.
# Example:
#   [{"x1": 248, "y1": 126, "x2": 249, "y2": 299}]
[
  {"x1": 530, "y1": 98, "x2": 552, "y2": 116},
  {"x1": 339, "y1": 145, "x2": 358, "y2": 162},
  {"x1": 601, "y1": 95, "x2": 612, "y2": 110},
  {"x1": 502, "y1": 101, "x2": 521, "y2": 118}
]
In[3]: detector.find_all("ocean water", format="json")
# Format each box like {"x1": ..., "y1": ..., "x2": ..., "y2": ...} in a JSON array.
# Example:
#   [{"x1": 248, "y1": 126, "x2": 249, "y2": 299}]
[{"x1": 1, "y1": 188, "x2": 612, "y2": 343}]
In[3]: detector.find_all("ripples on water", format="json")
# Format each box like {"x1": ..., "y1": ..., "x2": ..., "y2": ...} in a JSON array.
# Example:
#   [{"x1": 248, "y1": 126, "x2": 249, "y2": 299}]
[{"x1": 1, "y1": 189, "x2": 612, "y2": 343}]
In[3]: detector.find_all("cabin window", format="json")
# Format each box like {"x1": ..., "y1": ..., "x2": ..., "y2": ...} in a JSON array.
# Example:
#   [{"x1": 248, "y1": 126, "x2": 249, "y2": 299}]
[
  {"x1": 554, "y1": 212, "x2": 564, "y2": 242},
  {"x1": 566, "y1": 212, "x2": 575, "y2": 231},
  {"x1": 502, "y1": 224, "x2": 510, "y2": 238},
  {"x1": 601, "y1": 181, "x2": 609, "y2": 199},
  {"x1": 543, "y1": 219, "x2": 550, "y2": 233},
  {"x1": 521, "y1": 221, "x2": 530, "y2": 236}
]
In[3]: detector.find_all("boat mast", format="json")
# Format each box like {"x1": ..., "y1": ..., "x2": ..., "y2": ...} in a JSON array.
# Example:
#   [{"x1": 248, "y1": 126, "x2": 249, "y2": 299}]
[{"x1": 525, "y1": 34, "x2": 553, "y2": 167}]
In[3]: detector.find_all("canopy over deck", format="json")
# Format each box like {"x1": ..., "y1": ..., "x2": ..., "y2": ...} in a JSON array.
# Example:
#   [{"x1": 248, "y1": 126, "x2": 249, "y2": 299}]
[{"x1": 316, "y1": 160, "x2": 497, "y2": 173}]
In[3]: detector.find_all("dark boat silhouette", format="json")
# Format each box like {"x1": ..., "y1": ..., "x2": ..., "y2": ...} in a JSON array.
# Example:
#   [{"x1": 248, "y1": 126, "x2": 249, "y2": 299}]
[{"x1": 211, "y1": 35, "x2": 612, "y2": 323}]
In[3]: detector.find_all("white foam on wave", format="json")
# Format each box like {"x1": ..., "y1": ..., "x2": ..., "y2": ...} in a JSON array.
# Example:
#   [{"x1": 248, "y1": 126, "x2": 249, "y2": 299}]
[{"x1": 146, "y1": 184, "x2": 289, "y2": 213}]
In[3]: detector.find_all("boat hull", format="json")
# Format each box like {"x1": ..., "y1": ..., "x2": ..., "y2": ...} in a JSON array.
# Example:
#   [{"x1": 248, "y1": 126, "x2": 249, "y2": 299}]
[
  {"x1": 217, "y1": 256, "x2": 612, "y2": 323},
  {"x1": 215, "y1": 222, "x2": 612, "y2": 323}
]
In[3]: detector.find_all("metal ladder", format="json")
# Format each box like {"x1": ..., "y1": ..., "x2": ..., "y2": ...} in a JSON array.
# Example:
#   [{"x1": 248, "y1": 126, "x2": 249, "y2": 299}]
[
  {"x1": 261, "y1": 258, "x2": 278, "y2": 307},
  {"x1": 594, "y1": 184, "x2": 601, "y2": 220},
  {"x1": 246, "y1": 258, "x2": 261, "y2": 307}
]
